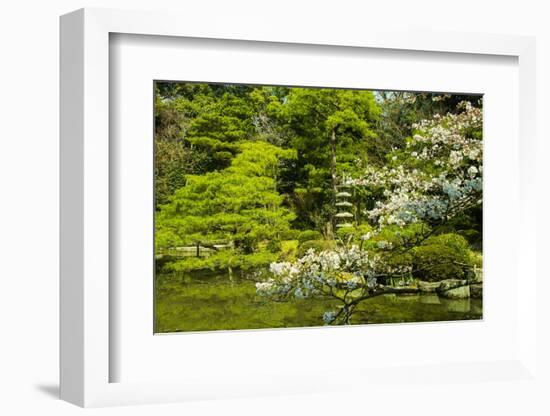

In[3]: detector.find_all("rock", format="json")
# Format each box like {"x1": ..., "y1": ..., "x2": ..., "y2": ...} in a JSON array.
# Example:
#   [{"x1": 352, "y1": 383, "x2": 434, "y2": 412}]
[
  {"x1": 438, "y1": 279, "x2": 468, "y2": 292},
  {"x1": 440, "y1": 284, "x2": 470, "y2": 299},
  {"x1": 473, "y1": 267, "x2": 483, "y2": 283},
  {"x1": 470, "y1": 284, "x2": 483, "y2": 299},
  {"x1": 418, "y1": 281, "x2": 441, "y2": 293}
]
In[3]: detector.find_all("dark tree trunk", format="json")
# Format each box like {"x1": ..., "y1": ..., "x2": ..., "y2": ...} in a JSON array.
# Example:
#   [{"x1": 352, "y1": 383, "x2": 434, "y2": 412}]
[{"x1": 330, "y1": 128, "x2": 338, "y2": 193}]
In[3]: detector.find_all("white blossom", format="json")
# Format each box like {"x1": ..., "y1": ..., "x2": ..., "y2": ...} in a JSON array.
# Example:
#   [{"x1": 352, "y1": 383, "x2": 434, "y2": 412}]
[{"x1": 349, "y1": 103, "x2": 482, "y2": 227}]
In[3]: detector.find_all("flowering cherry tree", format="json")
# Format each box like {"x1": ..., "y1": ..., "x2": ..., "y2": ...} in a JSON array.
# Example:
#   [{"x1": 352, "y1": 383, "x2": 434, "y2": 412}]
[
  {"x1": 256, "y1": 245, "x2": 415, "y2": 325},
  {"x1": 255, "y1": 102, "x2": 482, "y2": 325},
  {"x1": 356, "y1": 101, "x2": 482, "y2": 228}
]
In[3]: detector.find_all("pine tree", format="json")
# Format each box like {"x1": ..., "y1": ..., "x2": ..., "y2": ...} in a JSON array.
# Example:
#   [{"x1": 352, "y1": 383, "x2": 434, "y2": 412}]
[{"x1": 155, "y1": 141, "x2": 296, "y2": 276}]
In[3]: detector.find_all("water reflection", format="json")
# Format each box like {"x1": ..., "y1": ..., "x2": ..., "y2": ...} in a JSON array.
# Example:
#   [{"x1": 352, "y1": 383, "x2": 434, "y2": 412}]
[{"x1": 155, "y1": 275, "x2": 483, "y2": 333}]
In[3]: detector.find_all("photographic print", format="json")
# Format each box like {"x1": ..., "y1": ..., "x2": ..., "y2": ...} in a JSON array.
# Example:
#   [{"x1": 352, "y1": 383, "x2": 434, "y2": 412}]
[{"x1": 154, "y1": 82, "x2": 483, "y2": 333}]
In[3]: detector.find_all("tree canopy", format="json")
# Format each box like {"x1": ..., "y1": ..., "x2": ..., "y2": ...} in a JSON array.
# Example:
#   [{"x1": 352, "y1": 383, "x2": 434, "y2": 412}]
[{"x1": 156, "y1": 141, "x2": 296, "y2": 274}]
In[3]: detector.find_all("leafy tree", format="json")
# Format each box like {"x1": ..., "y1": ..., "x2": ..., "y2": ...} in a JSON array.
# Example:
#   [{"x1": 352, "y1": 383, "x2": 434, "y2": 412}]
[
  {"x1": 256, "y1": 103, "x2": 482, "y2": 325},
  {"x1": 154, "y1": 91, "x2": 211, "y2": 207},
  {"x1": 247, "y1": 86, "x2": 293, "y2": 147},
  {"x1": 154, "y1": 83, "x2": 262, "y2": 207},
  {"x1": 156, "y1": 141, "x2": 296, "y2": 276},
  {"x1": 372, "y1": 92, "x2": 482, "y2": 163},
  {"x1": 270, "y1": 88, "x2": 380, "y2": 231},
  {"x1": 156, "y1": 84, "x2": 255, "y2": 172},
  {"x1": 412, "y1": 233, "x2": 474, "y2": 282},
  {"x1": 357, "y1": 101, "x2": 482, "y2": 230}
]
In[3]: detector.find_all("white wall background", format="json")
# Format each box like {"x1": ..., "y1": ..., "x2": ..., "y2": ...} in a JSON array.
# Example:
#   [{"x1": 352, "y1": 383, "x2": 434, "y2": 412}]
[{"x1": 0, "y1": 1, "x2": 548, "y2": 415}]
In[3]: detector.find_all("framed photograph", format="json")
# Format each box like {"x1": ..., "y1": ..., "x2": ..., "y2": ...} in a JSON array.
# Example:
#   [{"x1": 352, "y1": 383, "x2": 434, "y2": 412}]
[
  {"x1": 60, "y1": 8, "x2": 538, "y2": 408},
  {"x1": 152, "y1": 80, "x2": 484, "y2": 333}
]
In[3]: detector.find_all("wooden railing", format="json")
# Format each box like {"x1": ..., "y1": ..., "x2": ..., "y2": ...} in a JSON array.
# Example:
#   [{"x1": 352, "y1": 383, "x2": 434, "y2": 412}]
[{"x1": 158, "y1": 242, "x2": 232, "y2": 258}]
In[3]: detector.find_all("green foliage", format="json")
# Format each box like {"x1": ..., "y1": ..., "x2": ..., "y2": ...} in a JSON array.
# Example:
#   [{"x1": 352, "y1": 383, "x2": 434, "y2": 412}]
[
  {"x1": 153, "y1": 82, "x2": 484, "y2": 330},
  {"x1": 156, "y1": 141, "x2": 296, "y2": 272},
  {"x1": 266, "y1": 239, "x2": 282, "y2": 253},
  {"x1": 297, "y1": 230, "x2": 323, "y2": 244},
  {"x1": 154, "y1": 82, "x2": 258, "y2": 189},
  {"x1": 373, "y1": 92, "x2": 483, "y2": 164},
  {"x1": 154, "y1": 94, "x2": 212, "y2": 207},
  {"x1": 280, "y1": 229, "x2": 300, "y2": 240},
  {"x1": 155, "y1": 81, "x2": 482, "y2": 284},
  {"x1": 335, "y1": 226, "x2": 356, "y2": 240},
  {"x1": 470, "y1": 251, "x2": 483, "y2": 268},
  {"x1": 297, "y1": 239, "x2": 336, "y2": 258},
  {"x1": 362, "y1": 223, "x2": 428, "y2": 251},
  {"x1": 165, "y1": 250, "x2": 278, "y2": 274},
  {"x1": 271, "y1": 88, "x2": 380, "y2": 228},
  {"x1": 278, "y1": 240, "x2": 299, "y2": 261},
  {"x1": 155, "y1": 139, "x2": 198, "y2": 207},
  {"x1": 155, "y1": 83, "x2": 482, "y2": 236},
  {"x1": 355, "y1": 223, "x2": 374, "y2": 237},
  {"x1": 412, "y1": 233, "x2": 474, "y2": 282},
  {"x1": 437, "y1": 206, "x2": 483, "y2": 250},
  {"x1": 333, "y1": 223, "x2": 375, "y2": 246}
]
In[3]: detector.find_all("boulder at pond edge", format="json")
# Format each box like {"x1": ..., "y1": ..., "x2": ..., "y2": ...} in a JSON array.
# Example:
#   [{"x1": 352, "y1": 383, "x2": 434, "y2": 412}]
[{"x1": 470, "y1": 283, "x2": 483, "y2": 299}]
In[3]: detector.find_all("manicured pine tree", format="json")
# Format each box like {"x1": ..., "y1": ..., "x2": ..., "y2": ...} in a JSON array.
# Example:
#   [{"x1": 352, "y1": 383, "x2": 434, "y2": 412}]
[{"x1": 155, "y1": 141, "x2": 296, "y2": 278}]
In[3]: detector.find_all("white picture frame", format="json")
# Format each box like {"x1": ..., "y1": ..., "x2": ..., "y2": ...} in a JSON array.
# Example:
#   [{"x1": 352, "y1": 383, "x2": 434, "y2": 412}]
[{"x1": 60, "y1": 7, "x2": 538, "y2": 408}]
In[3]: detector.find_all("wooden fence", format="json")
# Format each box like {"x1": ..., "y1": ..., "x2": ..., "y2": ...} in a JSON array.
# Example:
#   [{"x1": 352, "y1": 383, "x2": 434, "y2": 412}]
[{"x1": 157, "y1": 242, "x2": 232, "y2": 258}]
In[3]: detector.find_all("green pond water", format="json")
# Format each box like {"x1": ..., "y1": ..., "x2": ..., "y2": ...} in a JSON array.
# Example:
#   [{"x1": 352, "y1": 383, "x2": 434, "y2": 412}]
[{"x1": 155, "y1": 272, "x2": 483, "y2": 333}]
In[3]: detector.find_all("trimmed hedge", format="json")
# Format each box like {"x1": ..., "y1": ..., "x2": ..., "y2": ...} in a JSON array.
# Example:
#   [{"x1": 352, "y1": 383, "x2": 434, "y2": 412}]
[
  {"x1": 297, "y1": 239, "x2": 335, "y2": 257},
  {"x1": 297, "y1": 230, "x2": 324, "y2": 244},
  {"x1": 412, "y1": 233, "x2": 474, "y2": 282}
]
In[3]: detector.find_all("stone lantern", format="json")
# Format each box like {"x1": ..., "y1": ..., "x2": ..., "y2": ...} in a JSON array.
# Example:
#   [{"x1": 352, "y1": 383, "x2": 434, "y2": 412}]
[{"x1": 335, "y1": 183, "x2": 354, "y2": 229}]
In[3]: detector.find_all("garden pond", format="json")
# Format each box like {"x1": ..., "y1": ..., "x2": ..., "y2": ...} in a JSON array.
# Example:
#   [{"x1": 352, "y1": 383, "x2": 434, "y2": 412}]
[{"x1": 155, "y1": 271, "x2": 483, "y2": 333}]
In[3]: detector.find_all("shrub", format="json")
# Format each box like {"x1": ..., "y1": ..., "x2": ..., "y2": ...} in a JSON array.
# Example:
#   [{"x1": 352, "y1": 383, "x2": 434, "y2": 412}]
[
  {"x1": 297, "y1": 239, "x2": 335, "y2": 258},
  {"x1": 280, "y1": 229, "x2": 300, "y2": 240},
  {"x1": 362, "y1": 223, "x2": 428, "y2": 252},
  {"x1": 266, "y1": 239, "x2": 282, "y2": 253},
  {"x1": 336, "y1": 226, "x2": 356, "y2": 241},
  {"x1": 277, "y1": 240, "x2": 299, "y2": 261},
  {"x1": 412, "y1": 233, "x2": 473, "y2": 282},
  {"x1": 335, "y1": 224, "x2": 374, "y2": 245},
  {"x1": 469, "y1": 251, "x2": 483, "y2": 268},
  {"x1": 377, "y1": 251, "x2": 414, "y2": 285},
  {"x1": 355, "y1": 223, "x2": 374, "y2": 237},
  {"x1": 380, "y1": 251, "x2": 413, "y2": 270},
  {"x1": 298, "y1": 229, "x2": 323, "y2": 244}
]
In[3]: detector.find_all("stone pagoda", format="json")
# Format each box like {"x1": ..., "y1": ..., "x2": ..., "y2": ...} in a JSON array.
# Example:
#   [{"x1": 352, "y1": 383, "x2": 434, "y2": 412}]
[{"x1": 335, "y1": 182, "x2": 354, "y2": 229}]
